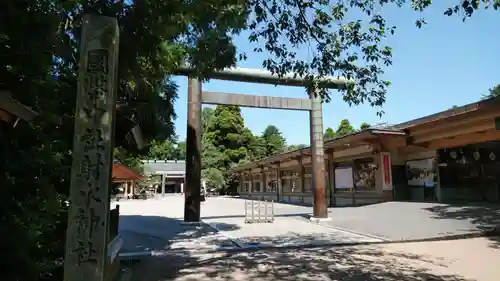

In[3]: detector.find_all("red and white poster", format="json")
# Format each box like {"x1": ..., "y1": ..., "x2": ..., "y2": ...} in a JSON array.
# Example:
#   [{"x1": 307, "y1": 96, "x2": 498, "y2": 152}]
[{"x1": 380, "y1": 152, "x2": 393, "y2": 190}]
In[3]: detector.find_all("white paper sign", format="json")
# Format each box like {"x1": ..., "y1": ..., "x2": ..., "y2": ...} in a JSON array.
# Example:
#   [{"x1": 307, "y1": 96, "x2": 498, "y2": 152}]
[{"x1": 335, "y1": 167, "x2": 354, "y2": 189}]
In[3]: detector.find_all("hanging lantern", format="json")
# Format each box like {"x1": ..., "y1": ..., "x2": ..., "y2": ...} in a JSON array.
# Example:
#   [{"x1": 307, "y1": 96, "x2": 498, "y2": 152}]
[{"x1": 450, "y1": 150, "x2": 457, "y2": 159}]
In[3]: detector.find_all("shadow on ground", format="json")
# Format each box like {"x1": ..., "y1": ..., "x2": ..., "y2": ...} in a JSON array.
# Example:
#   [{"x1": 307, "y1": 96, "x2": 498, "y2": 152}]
[
  {"x1": 129, "y1": 242, "x2": 471, "y2": 281},
  {"x1": 425, "y1": 203, "x2": 500, "y2": 248},
  {"x1": 119, "y1": 215, "x2": 241, "y2": 253}
]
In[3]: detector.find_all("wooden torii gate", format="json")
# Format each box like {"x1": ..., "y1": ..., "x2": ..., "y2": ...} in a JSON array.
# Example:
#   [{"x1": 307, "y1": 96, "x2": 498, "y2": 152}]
[
  {"x1": 64, "y1": 15, "x2": 353, "y2": 281},
  {"x1": 173, "y1": 67, "x2": 353, "y2": 223}
]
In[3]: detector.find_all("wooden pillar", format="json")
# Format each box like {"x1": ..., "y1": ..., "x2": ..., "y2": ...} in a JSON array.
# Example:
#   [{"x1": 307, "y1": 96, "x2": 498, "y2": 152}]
[
  {"x1": 276, "y1": 163, "x2": 281, "y2": 201},
  {"x1": 324, "y1": 158, "x2": 329, "y2": 206},
  {"x1": 248, "y1": 170, "x2": 253, "y2": 196},
  {"x1": 328, "y1": 151, "x2": 335, "y2": 207},
  {"x1": 351, "y1": 160, "x2": 356, "y2": 205},
  {"x1": 260, "y1": 166, "x2": 266, "y2": 193},
  {"x1": 299, "y1": 157, "x2": 305, "y2": 203},
  {"x1": 239, "y1": 173, "x2": 244, "y2": 194},
  {"x1": 161, "y1": 174, "x2": 166, "y2": 197},
  {"x1": 308, "y1": 87, "x2": 327, "y2": 218},
  {"x1": 184, "y1": 77, "x2": 202, "y2": 222},
  {"x1": 64, "y1": 15, "x2": 119, "y2": 281},
  {"x1": 122, "y1": 182, "x2": 127, "y2": 197}
]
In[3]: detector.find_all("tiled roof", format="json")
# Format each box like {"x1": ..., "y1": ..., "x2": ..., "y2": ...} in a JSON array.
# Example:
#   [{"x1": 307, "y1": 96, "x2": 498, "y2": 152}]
[
  {"x1": 112, "y1": 163, "x2": 142, "y2": 181},
  {"x1": 141, "y1": 160, "x2": 186, "y2": 175}
]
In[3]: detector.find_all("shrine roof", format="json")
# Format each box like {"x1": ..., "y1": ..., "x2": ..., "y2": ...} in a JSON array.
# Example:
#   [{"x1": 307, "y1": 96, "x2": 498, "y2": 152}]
[{"x1": 141, "y1": 160, "x2": 186, "y2": 175}]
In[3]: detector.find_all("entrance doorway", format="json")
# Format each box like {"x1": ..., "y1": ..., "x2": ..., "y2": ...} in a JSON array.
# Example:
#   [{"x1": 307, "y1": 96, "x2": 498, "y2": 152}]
[
  {"x1": 438, "y1": 143, "x2": 500, "y2": 203},
  {"x1": 392, "y1": 165, "x2": 409, "y2": 201},
  {"x1": 405, "y1": 158, "x2": 438, "y2": 202}
]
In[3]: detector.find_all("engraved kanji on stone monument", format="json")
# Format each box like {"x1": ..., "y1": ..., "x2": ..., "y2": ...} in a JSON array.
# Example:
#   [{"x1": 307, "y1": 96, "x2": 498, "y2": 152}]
[{"x1": 64, "y1": 15, "x2": 119, "y2": 281}]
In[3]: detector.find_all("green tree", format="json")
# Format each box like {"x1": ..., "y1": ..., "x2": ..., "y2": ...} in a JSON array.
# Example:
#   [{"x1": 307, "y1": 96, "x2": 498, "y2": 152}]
[
  {"x1": 336, "y1": 119, "x2": 355, "y2": 136},
  {"x1": 261, "y1": 125, "x2": 286, "y2": 156},
  {"x1": 201, "y1": 139, "x2": 227, "y2": 192},
  {"x1": 247, "y1": 134, "x2": 267, "y2": 160},
  {"x1": 177, "y1": 141, "x2": 186, "y2": 159},
  {"x1": 324, "y1": 127, "x2": 337, "y2": 139},
  {"x1": 202, "y1": 105, "x2": 255, "y2": 193},
  {"x1": 148, "y1": 138, "x2": 185, "y2": 160},
  {"x1": 481, "y1": 84, "x2": 500, "y2": 99},
  {"x1": 202, "y1": 107, "x2": 216, "y2": 135},
  {"x1": 114, "y1": 148, "x2": 143, "y2": 173},
  {"x1": 0, "y1": 1, "x2": 248, "y2": 280},
  {"x1": 202, "y1": 167, "x2": 226, "y2": 191},
  {"x1": 204, "y1": 106, "x2": 249, "y2": 162},
  {"x1": 202, "y1": 141, "x2": 225, "y2": 169},
  {"x1": 287, "y1": 144, "x2": 307, "y2": 151},
  {"x1": 360, "y1": 122, "x2": 371, "y2": 130}
]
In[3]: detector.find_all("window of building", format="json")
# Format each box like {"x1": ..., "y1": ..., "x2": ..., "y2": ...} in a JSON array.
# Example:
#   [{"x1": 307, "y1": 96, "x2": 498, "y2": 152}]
[
  {"x1": 266, "y1": 172, "x2": 277, "y2": 192},
  {"x1": 291, "y1": 179, "x2": 299, "y2": 192},
  {"x1": 282, "y1": 178, "x2": 291, "y2": 192},
  {"x1": 281, "y1": 170, "x2": 301, "y2": 192},
  {"x1": 243, "y1": 182, "x2": 250, "y2": 192},
  {"x1": 304, "y1": 166, "x2": 312, "y2": 175},
  {"x1": 302, "y1": 166, "x2": 312, "y2": 193},
  {"x1": 406, "y1": 158, "x2": 436, "y2": 187},
  {"x1": 252, "y1": 181, "x2": 261, "y2": 193},
  {"x1": 303, "y1": 177, "x2": 312, "y2": 192},
  {"x1": 268, "y1": 180, "x2": 277, "y2": 192}
]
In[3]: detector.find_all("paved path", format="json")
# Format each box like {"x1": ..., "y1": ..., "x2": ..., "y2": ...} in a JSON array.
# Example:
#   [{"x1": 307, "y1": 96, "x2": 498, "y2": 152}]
[
  {"x1": 116, "y1": 197, "x2": 500, "y2": 281},
  {"x1": 201, "y1": 198, "x2": 500, "y2": 240},
  {"x1": 115, "y1": 196, "x2": 381, "y2": 256},
  {"x1": 128, "y1": 237, "x2": 500, "y2": 281},
  {"x1": 200, "y1": 197, "x2": 383, "y2": 248},
  {"x1": 115, "y1": 196, "x2": 500, "y2": 256},
  {"x1": 114, "y1": 198, "x2": 238, "y2": 258},
  {"x1": 322, "y1": 201, "x2": 500, "y2": 240}
]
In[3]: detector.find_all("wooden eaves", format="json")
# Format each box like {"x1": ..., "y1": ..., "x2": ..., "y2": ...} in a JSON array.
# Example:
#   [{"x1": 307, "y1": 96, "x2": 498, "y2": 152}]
[
  {"x1": 231, "y1": 97, "x2": 500, "y2": 173},
  {"x1": 231, "y1": 128, "x2": 406, "y2": 172},
  {"x1": 401, "y1": 97, "x2": 500, "y2": 149}
]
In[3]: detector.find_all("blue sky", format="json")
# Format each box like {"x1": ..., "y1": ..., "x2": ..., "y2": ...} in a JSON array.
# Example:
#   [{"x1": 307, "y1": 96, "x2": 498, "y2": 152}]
[{"x1": 171, "y1": 3, "x2": 499, "y2": 146}]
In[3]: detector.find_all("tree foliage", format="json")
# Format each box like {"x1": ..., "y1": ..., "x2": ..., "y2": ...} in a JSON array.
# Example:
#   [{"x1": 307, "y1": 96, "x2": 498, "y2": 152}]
[
  {"x1": 201, "y1": 106, "x2": 255, "y2": 193},
  {"x1": 114, "y1": 147, "x2": 143, "y2": 173},
  {"x1": 336, "y1": 119, "x2": 355, "y2": 136},
  {"x1": 324, "y1": 127, "x2": 337, "y2": 139},
  {"x1": 481, "y1": 84, "x2": 500, "y2": 100},
  {"x1": 200, "y1": 107, "x2": 293, "y2": 193},
  {"x1": 360, "y1": 122, "x2": 371, "y2": 130},
  {"x1": 325, "y1": 120, "x2": 370, "y2": 140},
  {"x1": 148, "y1": 138, "x2": 186, "y2": 160},
  {"x1": 261, "y1": 125, "x2": 287, "y2": 156},
  {"x1": 202, "y1": 107, "x2": 216, "y2": 135},
  {"x1": 1, "y1": 1, "x2": 246, "y2": 280},
  {"x1": 287, "y1": 144, "x2": 308, "y2": 151}
]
